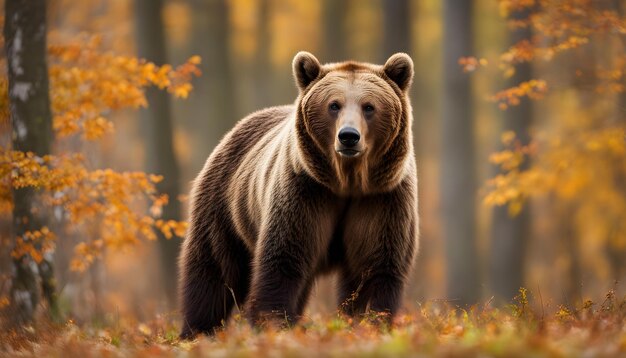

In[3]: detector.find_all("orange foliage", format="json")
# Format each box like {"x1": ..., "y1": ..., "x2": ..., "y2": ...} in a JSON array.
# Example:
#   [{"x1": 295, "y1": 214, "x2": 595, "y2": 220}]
[
  {"x1": 490, "y1": 0, "x2": 626, "y2": 101},
  {"x1": 49, "y1": 35, "x2": 201, "y2": 140},
  {"x1": 458, "y1": 56, "x2": 488, "y2": 73},
  {"x1": 11, "y1": 227, "x2": 57, "y2": 264},
  {"x1": 489, "y1": 79, "x2": 547, "y2": 109},
  {"x1": 1, "y1": 35, "x2": 199, "y2": 271},
  {"x1": 481, "y1": 0, "x2": 626, "y2": 250}
]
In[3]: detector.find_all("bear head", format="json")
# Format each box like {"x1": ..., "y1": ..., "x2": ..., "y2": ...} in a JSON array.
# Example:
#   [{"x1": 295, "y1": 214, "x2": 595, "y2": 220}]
[{"x1": 292, "y1": 51, "x2": 414, "y2": 195}]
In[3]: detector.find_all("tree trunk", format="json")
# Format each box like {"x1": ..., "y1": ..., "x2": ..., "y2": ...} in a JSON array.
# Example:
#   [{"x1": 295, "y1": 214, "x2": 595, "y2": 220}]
[
  {"x1": 5, "y1": 0, "x2": 59, "y2": 325},
  {"x1": 133, "y1": 0, "x2": 182, "y2": 309},
  {"x1": 441, "y1": 0, "x2": 480, "y2": 305},
  {"x1": 559, "y1": 203, "x2": 583, "y2": 306},
  {"x1": 606, "y1": 0, "x2": 626, "y2": 284},
  {"x1": 253, "y1": 0, "x2": 272, "y2": 108},
  {"x1": 322, "y1": 0, "x2": 348, "y2": 62},
  {"x1": 179, "y1": 0, "x2": 238, "y2": 169},
  {"x1": 382, "y1": 0, "x2": 411, "y2": 58},
  {"x1": 489, "y1": 10, "x2": 533, "y2": 303},
  {"x1": 204, "y1": 0, "x2": 237, "y2": 142}
]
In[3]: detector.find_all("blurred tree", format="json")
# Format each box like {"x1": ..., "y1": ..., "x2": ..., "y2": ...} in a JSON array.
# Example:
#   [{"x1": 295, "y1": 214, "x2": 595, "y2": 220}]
[
  {"x1": 604, "y1": 0, "x2": 626, "y2": 286},
  {"x1": 203, "y1": 0, "x2": 237, "y2": 148},
  {"x1": 489, "y1": 9, "x2": 532, "y2": 303},
  {"x1": 0, "y1": 33, "x2": 198, "y2": 321},
  {"x1": 253, "y1": 0, "x2": 272, "y2": 108},
  {"x1": 382, "y1": 0, "x2": 411, "y2": 57},
  {"x1": 322, "y1": 0, "x2": 348, "y2": 62},
  {"x1": 485, "y1": 0, "x2": 626, "y2": 302},
  {"x1": 441, "y1": 0, "x2": 480, "y2": 305},
  {"x1": 180, "y1": 0, "x2": 236, "y2": 171},
  {"x1": 134, "y1": 0, "x2": 182, "y2": 308},
  {"x1": 4, "y1": 0, "x2": 60, "y2": 325}
]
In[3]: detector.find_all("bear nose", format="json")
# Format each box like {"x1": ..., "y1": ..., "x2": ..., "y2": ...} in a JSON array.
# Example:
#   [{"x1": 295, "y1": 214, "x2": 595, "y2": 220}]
[{"x1": 338, "y1": 127, "x2": 360, "y2": 147}]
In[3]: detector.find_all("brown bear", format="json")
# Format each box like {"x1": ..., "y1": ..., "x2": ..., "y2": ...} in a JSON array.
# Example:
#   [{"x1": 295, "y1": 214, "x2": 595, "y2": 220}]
[{"x1": 178, "y1": 52, "x2": 419, "y2": 339}]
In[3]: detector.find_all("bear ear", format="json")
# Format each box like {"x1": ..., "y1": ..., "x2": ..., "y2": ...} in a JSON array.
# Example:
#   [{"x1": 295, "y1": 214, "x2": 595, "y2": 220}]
[
  {"x1": 293, "y1": 51, "x2": 321, "y2": 92},
  {"x1": 383, "y1": 53, "x2": 414, "y2": 92}
]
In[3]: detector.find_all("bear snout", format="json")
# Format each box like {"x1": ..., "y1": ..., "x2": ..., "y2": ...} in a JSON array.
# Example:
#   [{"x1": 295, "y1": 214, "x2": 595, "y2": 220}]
[
  {"x1": 336, "y1": 127, "x2": 363, "y2": 157},
  {"x1": 338, "y1": 127, "x2": 360, "y2": 147}
]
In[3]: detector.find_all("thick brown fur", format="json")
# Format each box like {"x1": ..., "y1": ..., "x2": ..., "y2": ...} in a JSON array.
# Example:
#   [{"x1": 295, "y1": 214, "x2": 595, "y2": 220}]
[{"x1": 178, "y1": 52, "x2": 419, "y2": 339}]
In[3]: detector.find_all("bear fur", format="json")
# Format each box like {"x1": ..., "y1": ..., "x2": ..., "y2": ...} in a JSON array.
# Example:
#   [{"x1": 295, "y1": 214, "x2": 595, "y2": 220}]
[{"x1": 179, "y1": 52, "x2": 419, "y2": 338}]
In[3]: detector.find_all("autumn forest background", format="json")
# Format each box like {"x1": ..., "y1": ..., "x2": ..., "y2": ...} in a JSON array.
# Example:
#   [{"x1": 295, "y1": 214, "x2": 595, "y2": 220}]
[{"x1": 2, "y1": 0, "x2": 626, "y2": 356}]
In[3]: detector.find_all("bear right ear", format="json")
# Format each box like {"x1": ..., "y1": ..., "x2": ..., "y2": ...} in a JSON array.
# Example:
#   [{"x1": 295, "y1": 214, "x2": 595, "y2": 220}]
[
  {"x1": 383, "y1": 53, "x2": 414, "y2": 92},
  {"x1": 293, "y1": 51, "x2": 321, "y2": 92}
]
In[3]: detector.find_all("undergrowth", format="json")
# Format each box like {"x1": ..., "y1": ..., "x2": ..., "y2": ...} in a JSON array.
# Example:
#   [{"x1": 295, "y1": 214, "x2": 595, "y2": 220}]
[{"x1": 2, "y1": 288, "x2": 626, "y2": 357}]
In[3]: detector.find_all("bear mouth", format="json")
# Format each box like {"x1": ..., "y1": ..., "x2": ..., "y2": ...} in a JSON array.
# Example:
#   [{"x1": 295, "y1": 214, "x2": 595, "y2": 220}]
[{"x1": 336, "y1": 149, "x2": 362, "y2": 158}]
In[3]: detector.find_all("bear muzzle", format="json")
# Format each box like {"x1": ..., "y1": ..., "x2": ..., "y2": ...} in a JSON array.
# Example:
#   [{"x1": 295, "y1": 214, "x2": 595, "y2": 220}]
[{"x1": 336, "y1": 127, "x2": 363, "y2": 157}]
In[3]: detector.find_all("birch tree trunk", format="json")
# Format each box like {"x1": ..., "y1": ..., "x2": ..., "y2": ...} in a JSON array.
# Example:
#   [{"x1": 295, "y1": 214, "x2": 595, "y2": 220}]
[{"x1": 5, "y1": 0, "x2": 59, "y2": 325}]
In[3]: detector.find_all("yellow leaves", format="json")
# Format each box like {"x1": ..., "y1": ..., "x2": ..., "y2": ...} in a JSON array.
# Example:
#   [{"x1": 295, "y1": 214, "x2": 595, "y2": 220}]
[
  {"x1": 53, "y1": 112, "x2": 80, "y2": 137},
  {"x1": 171, "y1": 83, "x2": 193, "y2": 99},
  {"x1": 48, "y1": 35, "x2": 201, "y2": 139},
  {"x1": 0, "y1": 35, "x2": 198, "y2": 282},
  {"x1": 500, "y1": 39, "x2": 535, "y2": 66},
  {"x1": 501, "y1": 131, "x2": 516, "y2": 146},
  {"x1": 489, "y1": 1, "x2": 626, "y2": 104},
  {"x1": 152, "y1": 64, "x2": 173, "y2": 89},
  {"x1": 512, "y1": 287, "x2": 530, "y2": 318},
  {"x1": 155, "y1": 220, "x2": 188, "y2": 240},
  {"x1": 540, "y1": 36, "x2": 589, "y2": 61},
  {"x1": 70, "y1": 241, "x2": 102, "y2": 272},
  {"x1": 0, "y1": 36, "x2": 201, "y2": 271},
  {"x1": 489, "y1": 151, "x2": 523, "y2": 171},
  {"x1": 167, "y1": 55, "x2": 202, "y2": 98},
  {"x1": 83, "y1": 116, "x2": 114, "y2": 140},
  {"x1": 595, "y1": 58, "x2": 626, "y2": 94},
  {"x1": 188, "y1": 55, "x2": 201, "y2": 65},
  {"x1": 1, "y1": 149, "x2": 84, "y2": 193},
  {"x1": 555, "y1": 305, "x2": 573, "y2": 321},
  {"x1": 490, "y1": 80, "x2": 547, "y2": 110},
  {"x1": 484, "y1": 172, "x2": 525, "y2": 209},
  {"x1": 507, "y1": 200, "x2": 524, "y2": 216},
  {"x1": 484, "y1": 124, "x2": 626, "y2": 226},
  {"x1": 150, "y1": 194, "x2": 168, "y2": 217},
  {"x1": 12, "y1": 227, "x2": 56, "y2": 264},
  {"x1": 0, "y1": 145, "x2": 185, "y2": 271},
  {"x1": 458, "y1": 57, "x2": 488, "y2": 73},
  {"x1": 149, "y1": 174, "x2": 163, "y2": 184}
]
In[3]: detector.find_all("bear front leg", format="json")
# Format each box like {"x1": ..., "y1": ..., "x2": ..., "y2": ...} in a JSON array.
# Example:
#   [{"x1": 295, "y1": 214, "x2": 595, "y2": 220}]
[
  {"x1": 246, "y1": 176, "x2": 334, "y2": 327},
  {"x1": 338, "y1": 267, "x2": 405, "y2": 322},
  {"x1": 342, "y1": 178, "x2": 418, "y2": 323},
  {"x1": 337, "y1": 268, "x2": 369, "y2": 317},
  {"x1": 360, "y1": 274, "x2": 405, "y2": 323}
]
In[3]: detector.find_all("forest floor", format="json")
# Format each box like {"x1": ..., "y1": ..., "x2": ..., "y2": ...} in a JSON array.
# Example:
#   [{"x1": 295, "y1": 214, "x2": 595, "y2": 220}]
[{"x1": 2, "y1": 289, "x2": 626, "y2": 357}]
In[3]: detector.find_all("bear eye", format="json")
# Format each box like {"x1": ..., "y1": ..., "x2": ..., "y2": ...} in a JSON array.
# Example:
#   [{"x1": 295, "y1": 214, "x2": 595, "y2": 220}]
[
  {"x1": 363, "y1": 104, "x2": 375, "y2": 114},
  {"x1": 329, "y1": 101, "x2": 341, "y2": 112}
]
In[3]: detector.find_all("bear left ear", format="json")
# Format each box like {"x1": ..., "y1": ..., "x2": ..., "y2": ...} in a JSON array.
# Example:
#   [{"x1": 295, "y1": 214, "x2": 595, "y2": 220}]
[
  {"x1": 293, "y1": 51, "x2": 321, "y2": 92},
  {"x1": 383, "y1": 53, "x2": 414, "y2": 92}
]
